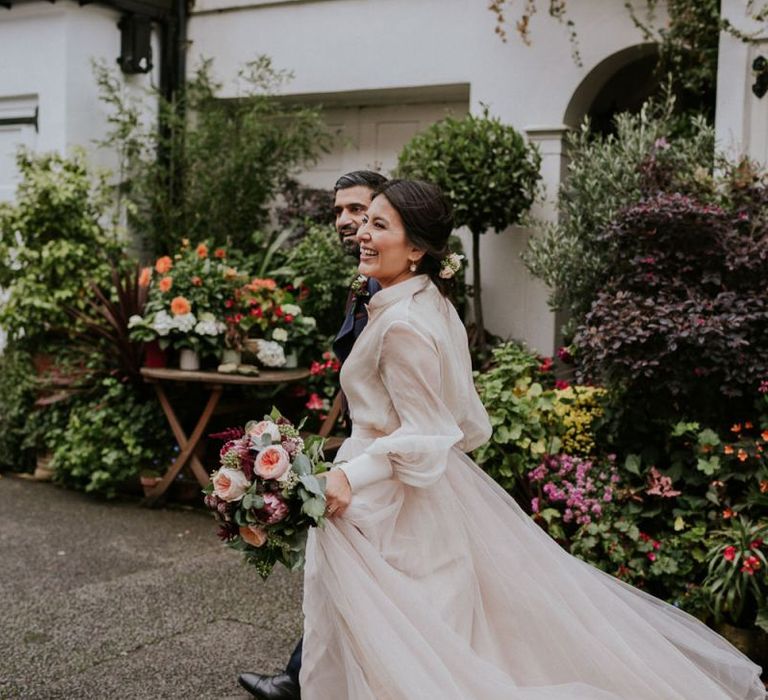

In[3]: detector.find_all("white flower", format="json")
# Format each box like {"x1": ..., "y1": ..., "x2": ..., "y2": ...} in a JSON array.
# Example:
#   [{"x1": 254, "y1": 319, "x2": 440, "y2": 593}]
[
  {"x1": 282, "y1": 304, "x2": 302, "y2": 317},
  {"x1": 127, "y1": 315, "x2": 144, "y2": 329},
  {"x1": 272, "y1": 328, "x2": 288, "y2": 343},
  {"x1": 439, "y1": 253, "x2": 465, "y2": 279},
  {"x1": 255, "y1": 339, "x2": 286, "y2": 368},
  {"x1": 173, "y1": 312, "x2": 197, "y2": 333},
  {"x1": 194, "y1": 312, "x2": 226, "y2": 336},
  {"x1": 151, "y1": 310, "x2": 175, "y2": 336},
  {"x1": 302, "y1": 316, "x2": 316, "y2": 329}
]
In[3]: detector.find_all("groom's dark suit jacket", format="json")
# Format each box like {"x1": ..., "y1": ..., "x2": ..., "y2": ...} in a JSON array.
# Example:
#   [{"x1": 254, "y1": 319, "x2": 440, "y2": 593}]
[
  {"x1": 332, "y1": 277, "x2": 382, "y2": 363},
  {"x1": 286, "y1": 276, "x2": 380, "y2": 683}
]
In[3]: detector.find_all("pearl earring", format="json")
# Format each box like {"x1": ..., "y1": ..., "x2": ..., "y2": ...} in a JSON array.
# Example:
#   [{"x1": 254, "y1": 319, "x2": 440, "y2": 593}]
[{"x1": 409, "y1": 261, "x2": 417, "y2": 272}]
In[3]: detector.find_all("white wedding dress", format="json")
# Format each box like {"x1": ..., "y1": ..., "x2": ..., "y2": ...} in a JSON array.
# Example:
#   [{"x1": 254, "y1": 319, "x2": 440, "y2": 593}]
[{"x1": 300, "y1": 275, "x2": 765, "y2": 700}]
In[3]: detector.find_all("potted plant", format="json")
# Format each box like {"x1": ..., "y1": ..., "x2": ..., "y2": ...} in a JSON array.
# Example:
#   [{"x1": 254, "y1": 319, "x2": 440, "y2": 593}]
[{"x1": 704, "y1": 516, "x2": 768, "y2": 666}]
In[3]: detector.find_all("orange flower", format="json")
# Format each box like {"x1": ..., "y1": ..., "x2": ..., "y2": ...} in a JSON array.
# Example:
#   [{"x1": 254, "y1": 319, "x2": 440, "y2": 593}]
[
  {"x1": 138, "y1": 266, "x2": 152, "y2": 288},
  {"x1": 214, "y1": 248, "x2": 226, "y2": 259},
  {"x1": 731, "y1": 423, "x2": 742, "y2": 434},
  {"x1": 191, "y1": 276, "x2": 203, "y2": 287},
  {"x1": 761, "y1": 430, "x2": 768, "y2": 442},
  {"x1": 196, "y1": 243, "x2": 208, "y2": 258},
  {"x1": 249, "y1": 278, "x2": 277, "y2": 290},
  {"x1": 158, "y1": 276, "x2": 173, "y2": 293},
  {"x1": 760, "y1": 480, "x2": 768, "y2": 494},
  {"x1": 723, "y1": 508, "x2": 734, "y2": 519},
  {"x1": 155, "y1": 256, "x2": 173, "y2": 274},
  {"x1": 745, "y1": 421, "x2": 754, "y2": 429},
  {"x1": 723, "y1": 444, "x2": 734, "y2": 455},
  {"x1": 170, "y1": 296, "x2": 191, "y2": 316},
  {"x1": 737, "y1": 449, "x2": 748, "y2": 462}
]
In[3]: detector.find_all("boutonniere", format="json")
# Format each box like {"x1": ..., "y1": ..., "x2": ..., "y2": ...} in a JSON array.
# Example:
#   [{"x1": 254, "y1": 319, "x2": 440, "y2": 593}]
[{"x1": 350, "y1": 274, "x2": 370, "y2": 300}]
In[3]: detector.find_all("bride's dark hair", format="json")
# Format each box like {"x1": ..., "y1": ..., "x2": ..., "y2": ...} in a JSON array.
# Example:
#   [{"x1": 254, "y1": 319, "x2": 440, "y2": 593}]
[{"x1": 372, "y1": 179, "x2": 455, "y2": 295}]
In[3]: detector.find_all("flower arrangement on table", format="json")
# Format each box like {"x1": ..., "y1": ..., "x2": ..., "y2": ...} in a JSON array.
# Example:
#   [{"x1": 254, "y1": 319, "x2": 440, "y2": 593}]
[
  {"x1": 232, "y1": 277, "x2": 317, "y2": 368},
  {"x1": 203, "y1": 408, "x2": 331, "y2": 578},
  {"x1": 128, "y1": 240, "x2": 245, "y2": 359}
]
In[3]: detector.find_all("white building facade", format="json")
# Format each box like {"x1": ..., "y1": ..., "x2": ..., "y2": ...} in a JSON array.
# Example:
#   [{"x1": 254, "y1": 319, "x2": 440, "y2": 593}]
[{"x1": 0, "y1": 0, "x2": 765, "y2": 354}]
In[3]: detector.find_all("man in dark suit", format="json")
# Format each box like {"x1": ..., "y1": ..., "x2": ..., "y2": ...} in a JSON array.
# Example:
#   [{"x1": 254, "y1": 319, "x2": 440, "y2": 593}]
[{"x1": 239, "y1": 170, "x2": 387, "y2": 700}]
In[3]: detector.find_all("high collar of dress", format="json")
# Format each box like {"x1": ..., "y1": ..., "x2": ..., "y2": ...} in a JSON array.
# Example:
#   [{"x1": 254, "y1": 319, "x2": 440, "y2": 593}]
[{"x1": 365, "y1": 274, "x2": 430, "y2": 319}]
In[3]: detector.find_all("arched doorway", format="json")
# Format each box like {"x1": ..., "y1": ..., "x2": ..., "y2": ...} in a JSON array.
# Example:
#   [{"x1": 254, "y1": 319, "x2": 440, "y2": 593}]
[{"x1": 564, "y1": 43, "x2": 660, "y2": 134}]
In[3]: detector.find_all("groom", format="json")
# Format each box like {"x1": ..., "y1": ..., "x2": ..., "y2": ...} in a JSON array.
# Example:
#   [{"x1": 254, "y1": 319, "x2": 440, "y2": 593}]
[{"x1": 238, "y1": 169, "x2": 387, "y2": 700}]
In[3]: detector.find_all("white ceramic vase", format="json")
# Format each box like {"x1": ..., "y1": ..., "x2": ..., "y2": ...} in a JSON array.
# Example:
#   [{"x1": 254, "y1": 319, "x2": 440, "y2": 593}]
[{"x1": 179, "y1": 348, "x2": 201, "y2": 371}]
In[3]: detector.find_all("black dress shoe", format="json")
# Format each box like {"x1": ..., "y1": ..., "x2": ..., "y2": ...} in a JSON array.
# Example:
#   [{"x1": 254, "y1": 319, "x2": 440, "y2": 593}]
[{"x1": 238, "y1": 672, "x2": 300, "y2": 700}]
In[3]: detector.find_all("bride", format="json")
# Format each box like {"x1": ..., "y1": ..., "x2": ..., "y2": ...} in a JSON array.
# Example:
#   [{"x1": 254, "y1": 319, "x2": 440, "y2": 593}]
[{"x1": 304, "y1": 179, "x2": 765, "y2": 699}]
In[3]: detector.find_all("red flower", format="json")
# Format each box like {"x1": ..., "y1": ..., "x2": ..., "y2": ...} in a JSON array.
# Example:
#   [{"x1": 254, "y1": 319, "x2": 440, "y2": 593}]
[
  {"x1": 538, "y1": 357, "x2": 553, "y2": 373},
  {"x1": 647, "y1": 552, "x2": 656, "y2": 562},
  {"x1": 652, "y1": 540, "x2": 661, "y2": 551},
  {"x1": 284, "y1": 314, "x2": 294, "y2": 324},
  {"x1": 722, "y1": 508, "x2": 735, "y2": 519},
  {"x1": 554, "y1": 379, "x2": 570, "y2": 390},
  {"x1": 310, "y1": 361, "x2": 324, "y2": 375},
  {"x1": 639, "y1": 532, "x2": 651, "y2": 542},
  {"x1": 305, "y1": 393, "x2": 324, "y2": 411},
  {"x1": 214, "y1": 248, "x2": 226, "y2": 259},
  {"x1": 750, "y1": 538, "x2": 764, "y2": 550},
  {"x1": 225, "y1": 299, "x2": 234, "y2": 308},
  {"x1": 723, "y1": 546, "x2": 737, "y2": 561},
  {"x1": 274, "y1": 307, "x2": 284, "y2": 317},
  {"x1": 556, "y1": 346, "x2": 573, "y2": 363}
]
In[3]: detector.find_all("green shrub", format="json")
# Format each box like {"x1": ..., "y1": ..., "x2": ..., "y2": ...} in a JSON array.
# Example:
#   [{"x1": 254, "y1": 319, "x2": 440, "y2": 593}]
[
  {"x1": 0, "y1": 150, "x2": 120, "y2": 349},
  {"x1": 523, "y1": 103, "x2": 715, "y2": 334},
  {"x1": 398, "y1": 106, "x2": 540, "y2": 354},
  {"x1": 50, "y1": 378, "x2": 173, "y2": 497},
  {"x1": 96, "y1": 57, "x2": 331, "y2": 253},
  {"x1": 281, "y1": 224, "x2": 357, "y2": 338},
  {"x1": 0, "y1": 348, "x2": 36, "y2": 471}
]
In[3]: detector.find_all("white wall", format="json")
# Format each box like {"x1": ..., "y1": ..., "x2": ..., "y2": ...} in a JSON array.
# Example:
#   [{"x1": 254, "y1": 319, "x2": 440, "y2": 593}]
[
  {"x1": 715, "y1": 0, "x2": 768, "y2": 166},
  {"x1": 188, "y1": 0, "x2": 651, "y2": 353}
]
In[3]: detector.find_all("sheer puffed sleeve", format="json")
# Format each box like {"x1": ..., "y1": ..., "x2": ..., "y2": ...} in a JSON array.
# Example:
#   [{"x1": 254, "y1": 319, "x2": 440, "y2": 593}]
[{"x1": 337, "y1": 320, "x2": 464, "y2": 491}]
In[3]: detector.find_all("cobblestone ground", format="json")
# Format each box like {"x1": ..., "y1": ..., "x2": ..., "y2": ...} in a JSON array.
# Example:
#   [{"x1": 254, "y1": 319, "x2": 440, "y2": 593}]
[{"x1": 0, "y1": 475, "x2": 304, "y2": 700}]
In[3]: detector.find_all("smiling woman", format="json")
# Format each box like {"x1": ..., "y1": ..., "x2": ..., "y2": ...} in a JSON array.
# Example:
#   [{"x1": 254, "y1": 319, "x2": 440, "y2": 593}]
[{"x1": 357, "y1": 179, "x2": 453, "y2": 293}]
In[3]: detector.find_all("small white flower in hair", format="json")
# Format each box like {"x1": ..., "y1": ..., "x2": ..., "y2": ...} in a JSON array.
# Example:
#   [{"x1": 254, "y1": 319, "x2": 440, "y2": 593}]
[{"x1": 439, "y1": 252, "x2": 465, "y2": 279}]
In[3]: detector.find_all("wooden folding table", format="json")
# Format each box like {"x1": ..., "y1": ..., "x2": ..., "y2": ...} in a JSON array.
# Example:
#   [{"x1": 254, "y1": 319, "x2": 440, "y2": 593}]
[{"x1": 139, "y1": 366, "x2": 310, "y2": 505}]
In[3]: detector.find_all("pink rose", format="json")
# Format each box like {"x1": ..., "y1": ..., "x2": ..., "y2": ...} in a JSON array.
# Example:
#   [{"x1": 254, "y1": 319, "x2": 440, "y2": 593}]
[
  {"x1": 254, "y1": 445, "x2": 292, "y2": 481},
  {"x1": 261, "y1": 492, "x2": 289, "y2": 524},
  {"x1": 239, "y1": 525, "x2": 267, "y2": 547},
  {"x1": 245, "y1": 420, "x2": 282, "y2": 444},
  {"x1": 211, "y1": 467, "x2": 250, "y2": 502}
]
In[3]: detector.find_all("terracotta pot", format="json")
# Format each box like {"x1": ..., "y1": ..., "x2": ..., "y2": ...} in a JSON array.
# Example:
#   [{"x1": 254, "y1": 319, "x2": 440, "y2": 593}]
[
  {"x1": 140, "y1": 474, "x2": 162, "y2": 496},
  {"x1": 144, "y1": 340, "x2": 167, "y2": 368}
]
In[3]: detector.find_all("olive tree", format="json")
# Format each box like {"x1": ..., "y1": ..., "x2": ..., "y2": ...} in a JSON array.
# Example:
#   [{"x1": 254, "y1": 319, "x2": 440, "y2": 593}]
[{"x1": 397, "y1": 107, "x2": 541, "y2": 355}]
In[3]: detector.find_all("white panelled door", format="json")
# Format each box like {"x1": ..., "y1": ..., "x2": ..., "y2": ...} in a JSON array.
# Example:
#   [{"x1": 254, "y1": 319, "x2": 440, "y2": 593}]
[{"x1": 301, "y1": 101, "x2": 468, "y2": 188}]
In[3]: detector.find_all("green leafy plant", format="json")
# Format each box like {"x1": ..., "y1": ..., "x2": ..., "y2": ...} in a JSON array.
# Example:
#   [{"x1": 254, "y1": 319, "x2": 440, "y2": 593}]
[
  {"x1": 523, "y1": 103, "x2": 715, "y2": 333},
  {"x1": 704, "y1": 516, "x2": 768, "y2": 631},
  {"x1": 280, "y1": 224, "x2": 357, "y2": 338},
  {"x1": 50, "y1": 377, "x2": 174, "y2": 497},
  {"x1": 398, "y1": 107, "x2": 541, "y2": 355},
  {"x1": 0, "y1": 149, "x2": 120, "y2": 350},
  {"x1": 95, "y1": 57, "x2": 332, "y2": 254},
  {"x1": 0, "y1": 348, "x2": 37, "y2": 472}
]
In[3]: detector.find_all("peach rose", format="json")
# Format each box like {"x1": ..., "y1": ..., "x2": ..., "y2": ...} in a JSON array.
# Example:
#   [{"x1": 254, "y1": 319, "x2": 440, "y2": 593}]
[
  {"x1": 196, "y1": 243, "x2": 208, "y2": 258},
  {"x1": 170, "y1": 295, "x2": 191, "y2": 316},
  {"x1": 239, "y1": 525, "x2": 267, "y2": 547},
  {"x1": 214, "y1": 248, "x2": 227, "y2": 259},
  {"x1": 245, "y1": 420, "x2": 282, "y2": 444},
  {"x1": 155, "y1": 256, "x2": 173, "y2": 274},
  {"x1": 211, "y1": 467, "x2": 250, "y2": 502},
  {"x1": 138, "y1": 267, "x2": 152, "y2": 288},
  {"x1": 158, "y1": 276, "x2": 173, "y2": 293},
  {"x1": 254, "y1": 445, "x2": 291, "y2": 481}
]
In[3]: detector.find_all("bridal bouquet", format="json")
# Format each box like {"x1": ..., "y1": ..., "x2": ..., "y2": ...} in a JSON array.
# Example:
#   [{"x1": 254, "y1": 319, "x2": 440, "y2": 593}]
[{"x1": 203, "y1": 408, "x2": 331, "y2": 578}]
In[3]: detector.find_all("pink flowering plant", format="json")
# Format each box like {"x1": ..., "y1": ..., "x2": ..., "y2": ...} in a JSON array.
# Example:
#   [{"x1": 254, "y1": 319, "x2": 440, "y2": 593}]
[
  {"x1": 528, "y1": 453, "x2": 620, "y2": 540},
  {"x1": 203, "y1": 407, "x2": 331, "y2": 578},
  {"x1": 300, "y1": 351, "x2": 342, "y2": 431}
]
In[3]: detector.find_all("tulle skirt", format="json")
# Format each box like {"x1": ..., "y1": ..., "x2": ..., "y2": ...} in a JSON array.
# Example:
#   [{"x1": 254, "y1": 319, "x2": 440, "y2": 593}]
[{"x1": 300, "y1": 437, "x2": 765, "y2": 699}]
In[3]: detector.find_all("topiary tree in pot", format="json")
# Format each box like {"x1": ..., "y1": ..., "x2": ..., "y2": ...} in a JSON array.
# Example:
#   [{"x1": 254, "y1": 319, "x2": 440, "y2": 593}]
[{"x1": 397, "y1": 106, "x2": 541, "y2": 356}]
